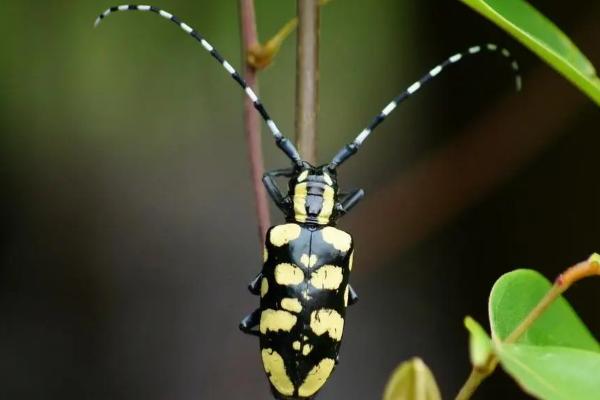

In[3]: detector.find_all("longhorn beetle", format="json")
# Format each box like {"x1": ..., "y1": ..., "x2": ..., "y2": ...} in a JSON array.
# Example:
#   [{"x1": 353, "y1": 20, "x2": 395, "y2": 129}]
[{"x1": 95, "y1": 5, "x2": 521, "y2": 400}]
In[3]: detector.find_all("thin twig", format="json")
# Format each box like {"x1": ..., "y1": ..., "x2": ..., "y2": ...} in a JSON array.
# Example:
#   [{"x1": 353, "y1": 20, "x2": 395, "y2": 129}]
[
  {"x1": 295, "y1": 0, "x2": 320, "y2": 164},
  {"x1": 454, "y1": 255, "x2": 600, "y2": 400},
  {"x1": 239, "y1": 0, "x2": 271, "y2": 244},
  {"x1": 505, "y1": 257, "x2": 600, "y2": 344},
  {"x1": 455, "y1": 364, "x2": 493, "y2": 400},
  {"x1": 248, "y1": 0, "x2": 333, "y2": 70}
]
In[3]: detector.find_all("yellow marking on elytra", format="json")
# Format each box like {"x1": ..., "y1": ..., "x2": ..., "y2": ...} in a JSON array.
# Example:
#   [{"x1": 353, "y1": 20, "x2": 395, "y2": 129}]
[
  {"x1": 292, "y1": 340, "x2": 301, "y2": 351},
  {"x1": 323, "y1": 172, "x2": 333, "y2": 186},
  {"x1": 261, "y1": 349, "x2": 295, "y2": 396},
  {"x1": 275, "y1": 263, "x2": 304, "y2": 286},
  {"x1": 344, "y1": 285, "x2": 349, "y2": 306},
  {"x1": 293, "y1": 182, "x2": 308, "y2": 223},
  {"x1": 263, "y1": 246, "x2": 268, "y2": 263},
  {"x1": 300, "y1": 254, "x2": 318, "y2": 268},
  {"x1": 260, "y1": 309, "x2": 298, "y2": 334},
  {"x1": 302, "y1": 343, "x2": 313, "y2": 356},
  {"x1": 281, "y1": 297, "x2": 303, "y2": 313},
  {"x1": 317, "y1": 186, "x2": 335, "y2": 225},
  {"x1": 260, "y1": 278, "x2": 269, "y2": 298},
  {"x1": 297, "y1": 170, "x2": 309, "y2": 182},
  {"x1": 310, "y1": 309, "x2": 344, "y2": 341},
  {"x1": 348, "y1": 251, "x2": 354, "y2": 271},
  {"x1": 321, "y1": 227, "x2": 352, "y2": 252},
  {"x1": 310, "y1": 265, "x2": 344, "y2": 290},
  {"x1": 298, "y1": 358, "x2": 336, "y2": 397},
  {"x1": 269, "y1": 224, "x2": 301, "y2": 247}
]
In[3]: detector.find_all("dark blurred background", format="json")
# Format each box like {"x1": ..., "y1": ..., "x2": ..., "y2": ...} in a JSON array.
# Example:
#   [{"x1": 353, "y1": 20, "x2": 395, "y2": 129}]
[{"x1": 1, "y1": 1, "x2": 598, "y2": 399}]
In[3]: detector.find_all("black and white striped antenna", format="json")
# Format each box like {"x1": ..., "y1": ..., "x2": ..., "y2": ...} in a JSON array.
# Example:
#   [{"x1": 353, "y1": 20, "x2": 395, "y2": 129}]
[
  {"x1": 329, "y1": 44, "x2": 522, "y2": 169},
  {"x1": 94, "y1": 5, "x2": 303, "y2": 166}
]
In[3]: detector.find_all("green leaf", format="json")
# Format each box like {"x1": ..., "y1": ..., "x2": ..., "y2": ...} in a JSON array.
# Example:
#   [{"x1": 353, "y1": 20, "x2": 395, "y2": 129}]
[
  {"x1": 489, "y1": 269, "x2": 599, "y2": 351},
  {"x1": 489, "y1": 269, "x2": 600, "y2": 399},
  {"x1": 464, "y1": 316, "x2": 493, "y2": 368},
  {"x1": 496, "y1": 343, "x2": 600, "y2": 400},
  {"x1": 382, "y1": 358, "x2": 441, "y2": 400},
  {"x1": 460, "y1": 0, "x2": 600, "y2": 106}
]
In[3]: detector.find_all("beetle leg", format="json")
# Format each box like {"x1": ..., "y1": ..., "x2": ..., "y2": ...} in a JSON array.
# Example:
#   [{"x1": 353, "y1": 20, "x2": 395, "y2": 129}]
[
  {"x1": 348, "y1": 285, "x2": 359, "y2": 306},
  {"x1": 248, "y1": 273, "x2": 262, "y2": 295},
  {"x1": 263, "y1": 167, "x2": 294, "y2": 214},
  {"x1": 336, "y1": 188, "x2": 365, "y2": 217},
  {"x1": 266, "y1": 167, "x2": 296, "y2": 177},
  {"x1": 239, "y1": 309, "x2": 261, "y2": 337}
]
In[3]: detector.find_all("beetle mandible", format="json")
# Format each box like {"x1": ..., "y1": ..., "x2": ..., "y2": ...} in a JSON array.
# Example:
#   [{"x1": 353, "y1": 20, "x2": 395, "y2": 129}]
[{"x1": 95, "y1": 5, "x2": 521, "y2": 399}]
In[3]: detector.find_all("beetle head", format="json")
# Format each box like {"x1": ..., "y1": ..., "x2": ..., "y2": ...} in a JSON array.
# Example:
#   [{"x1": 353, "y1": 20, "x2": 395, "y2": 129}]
[{"x1": 288, "y1": 163, "x2": 338, "y2": 225}]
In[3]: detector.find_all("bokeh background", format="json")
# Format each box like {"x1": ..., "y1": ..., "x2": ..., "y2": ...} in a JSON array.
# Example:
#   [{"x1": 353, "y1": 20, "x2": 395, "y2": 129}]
[{"x1": 1, "y1": 1, "x2": 599, "y2": 399}]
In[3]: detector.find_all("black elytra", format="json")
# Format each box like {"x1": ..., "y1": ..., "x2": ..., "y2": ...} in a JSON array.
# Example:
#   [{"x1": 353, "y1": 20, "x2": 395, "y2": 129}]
[{"x1": 94, "y1": 5, "x2": 521, "y2": 399}]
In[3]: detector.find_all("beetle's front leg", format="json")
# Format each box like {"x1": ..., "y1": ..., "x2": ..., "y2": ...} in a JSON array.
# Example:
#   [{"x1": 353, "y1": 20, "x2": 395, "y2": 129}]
[
  {"x1": 336, "y1": 188, "x2": 365, "y2": 217},
  {"x1": 248, "y1": 272, "x2": 262, "y2": 295},
  {"x1": 239, "y1": 309, "x2": 261, "y2": 337},
  {"x1": 348, "y1": 284, "x2": 359, "y2": 306},
  {"x1": 263, "y1": 167, "x2": 294, "y2": 215}
]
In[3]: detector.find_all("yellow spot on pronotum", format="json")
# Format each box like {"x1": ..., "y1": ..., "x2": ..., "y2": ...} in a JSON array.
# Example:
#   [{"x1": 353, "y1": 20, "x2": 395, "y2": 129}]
[
  {"x1": 293, "y1": 341, "x2": 301, "y2": 351},
  {"x1": 260, "y1": 309, "x2": 298, "y2": 334},
  {"x1": 310, "y1": 309, "x2": 345, "y2": 341},
  {"x1": 281, "y1": 297, "x2": 303, "y2": 313},
  {"x1": 317, "y1": 186, "x2": 335, "y2": 225},
  {"x1": 302, "y1": 343, "x2": 313, "y2": 356},
  {"x1": 263, "y1": 246, "x2": 268, "y2": 263},
  {"x1": 269, "y1": 224, "x2": 302, "y2": 247},
  {"x1": 321, "y1": 227, "x2": 352, "y2": 252},
  {"x1": 298, "y1": 358, "x2": 336, "y2": 397},
  {"x1": 323, "y1": 172, "x2": 333, "y2": 186},
  {"x1": 344, "y1": 285, "x2": 349, "y2": 307},
  {"x1": 261, "y1": 349, "x2": 295, "y2": 396},
  {"x1": 297, "y1": 170, "x2": 309, "y2": 182},
  {"x1": 260, "y1": 278, "x2": 269, "y2": 298},
  {"x1": 310, "y1": 265, "x2": 344, "y2": 290},
  {"x1": 293, "y1": 183, "x2": 308, "y2": 223},
  {"x1": 348, "y1": 251, "x2": 354, "y2": 271},
  {"x1": 300, "y1": 254, "x2": 318, "y2": 268},
  {"x1": 275, "y1": 263, "x2": 304, "y2": 286}
]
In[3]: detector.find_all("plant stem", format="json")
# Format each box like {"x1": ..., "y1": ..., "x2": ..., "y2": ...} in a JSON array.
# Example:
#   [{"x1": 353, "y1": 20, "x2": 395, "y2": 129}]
[
  {"x1": 295, "y1": 0, "x2": 320, "y2": 164},
  {"x1": 239, "y1": 0, "x2": 271, "y2": 243},
  {"x1": 455, "y1": 362, "x2": 496, "y2": 400},
  {"x1": 505, "y1": 257, "x2": 600, "y2": 344},
  {"x1": 454, "y1": 255, "x2": 600, "y2": 400}
]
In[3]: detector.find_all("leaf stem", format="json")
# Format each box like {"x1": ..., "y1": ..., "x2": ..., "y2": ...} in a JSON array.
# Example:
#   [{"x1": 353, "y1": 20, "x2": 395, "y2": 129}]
[
  {"x1": 454, "y1": 254, "x2": 600, "y2": 400},
  {"x1": 239, "y1": 0, "x2": 271, "y2": 244},
  {"x1": 295, "y1": 0, "x2": 320, "y2": 164},
  {"x1": 455, "y1": 361, "x2": 496, "y2": 400},
  {"x1": 505, "y1": 256, "x2": 600, "y2": 344}
]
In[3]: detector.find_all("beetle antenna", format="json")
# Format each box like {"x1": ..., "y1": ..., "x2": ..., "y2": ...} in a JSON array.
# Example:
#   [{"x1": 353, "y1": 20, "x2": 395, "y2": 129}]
[
  {"x1": 94, "y1": 5, "x2": 303, "y2": 166},
  {"x1": 328, "y1": 43, "x2": 522, "y2": 169}
]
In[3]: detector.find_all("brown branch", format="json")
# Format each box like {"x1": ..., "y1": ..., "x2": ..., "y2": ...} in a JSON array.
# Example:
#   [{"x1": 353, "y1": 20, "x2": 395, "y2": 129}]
[
  {"x1": 295, "y1": 0, "x2": 320, "y2": 164},
  {"x1": 239, "y1": 0, "x2": 271, "y2": 244}
]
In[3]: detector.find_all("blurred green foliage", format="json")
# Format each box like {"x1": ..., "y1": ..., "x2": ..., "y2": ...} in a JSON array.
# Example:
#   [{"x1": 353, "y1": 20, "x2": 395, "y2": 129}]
[
  {"x1": 383, "y1": 358, "x2": 441, "y2": 400},
  {"x1": 461, "y1": 0, "x2": 600, "y2": 105}
]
